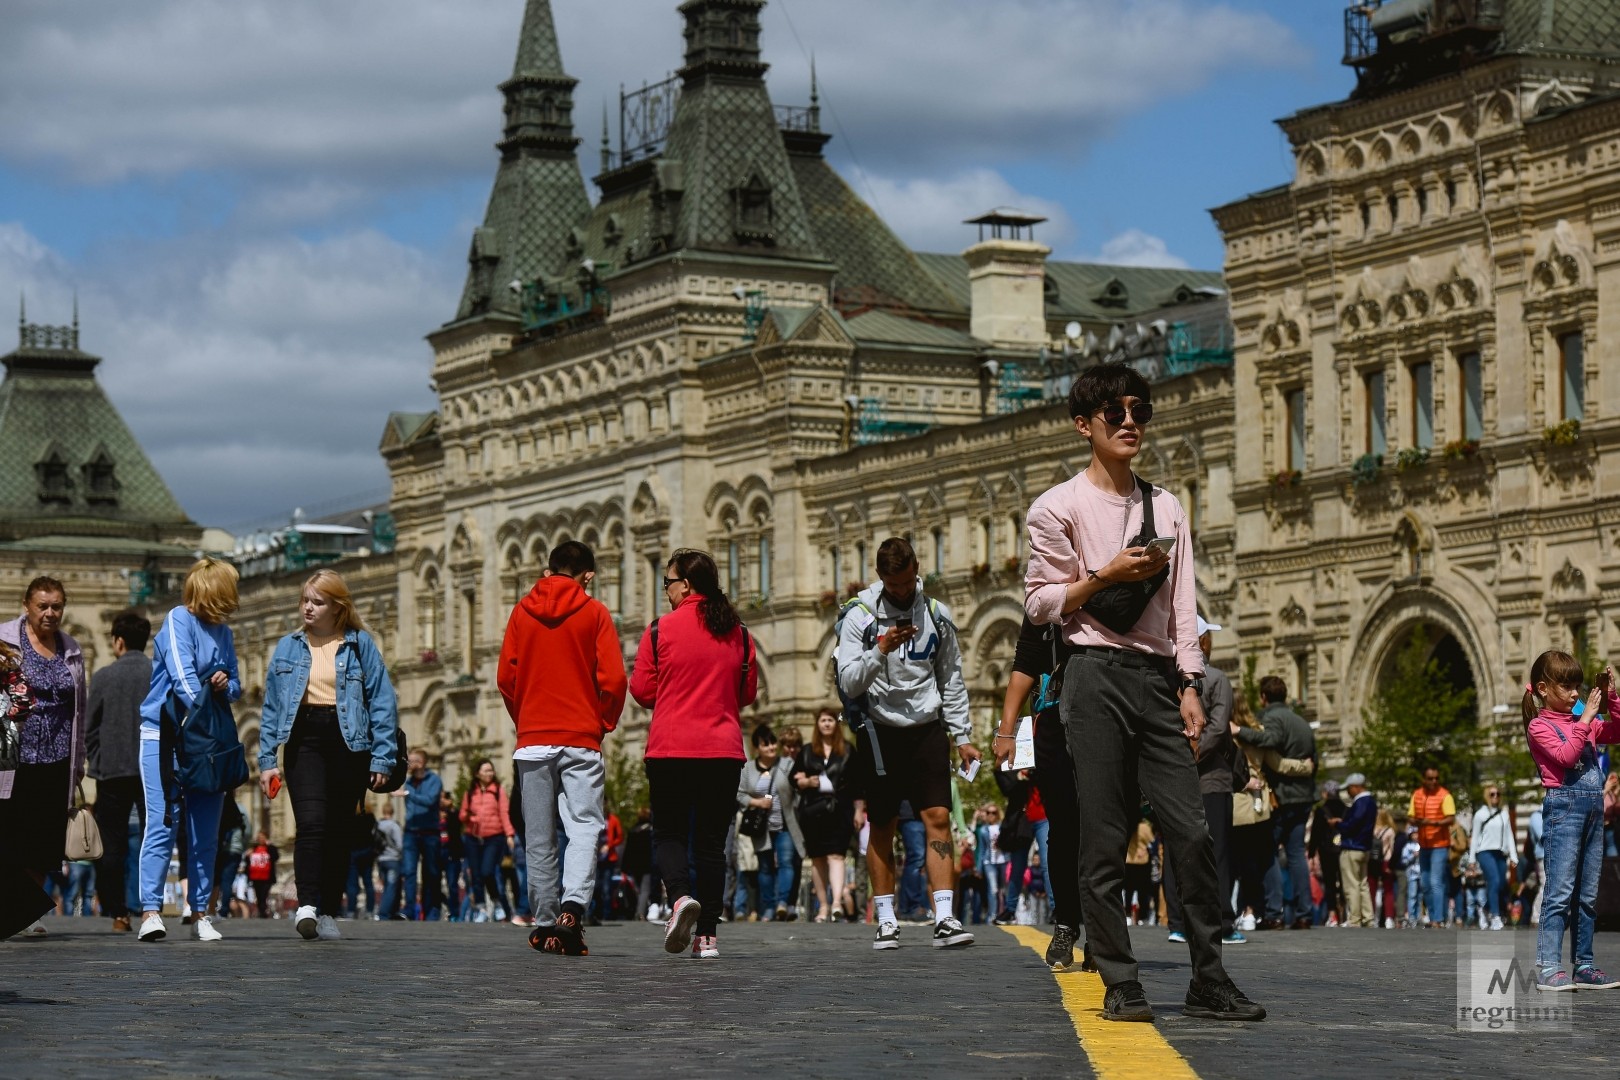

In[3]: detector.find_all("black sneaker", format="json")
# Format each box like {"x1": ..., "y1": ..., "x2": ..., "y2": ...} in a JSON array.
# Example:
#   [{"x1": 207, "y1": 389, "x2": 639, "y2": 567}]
[
  {"x1": 992, "y1": 911, "x2": 1016, "y2": 926},
  {"x1": 1183, "y1": 978, "x2": 1267, "y2": 1022},
  {"x1": 931, "y1": 915, "x2": 975, "y2": 948},
  {"x1": 873, "y1": 920, "x2": 901, "y2": 950},
  {"x1": 1101, "y1": 980, "x2": 1154, "y2": 1022},
  {"x1": 1080, "y1": 948, "x2": 1098, "y2": 973},
  {"x1": 1045, "y1": 924, "x2": 1080, "y2": 971}
]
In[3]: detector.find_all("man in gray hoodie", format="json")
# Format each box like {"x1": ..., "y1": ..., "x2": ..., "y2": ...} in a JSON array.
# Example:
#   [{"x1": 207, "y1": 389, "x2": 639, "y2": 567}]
[
  {"x1": 837, "y1": 537, "x2": 978, "y2": 951},
  {"x1": 85, "y1": 611, "x2": 152, "y2": 931}
]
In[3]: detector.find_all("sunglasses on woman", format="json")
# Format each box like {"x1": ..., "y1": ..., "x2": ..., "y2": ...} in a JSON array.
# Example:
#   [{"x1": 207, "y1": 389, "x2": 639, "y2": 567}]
[
  {"x1": 661, "y1": 576, "x2": 685, "y2": 589},
  {"x1": 1095, "y1": 401, "x2": 1154, "y2": 427}
]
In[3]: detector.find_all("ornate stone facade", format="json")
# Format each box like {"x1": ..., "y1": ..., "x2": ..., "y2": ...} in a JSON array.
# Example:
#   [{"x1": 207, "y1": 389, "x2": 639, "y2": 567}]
[{"x1": 1212, "y1": 1, "x2": 1620, "y2": 758}]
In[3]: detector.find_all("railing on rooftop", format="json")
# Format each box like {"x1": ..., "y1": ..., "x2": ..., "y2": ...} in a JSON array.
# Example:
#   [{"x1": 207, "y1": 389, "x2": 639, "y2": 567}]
[
  {"x1": 774, "y1": 104, "x2": 821, "y2": 134},
  {"x1": 603, "y1": 75, "x2": 681, "y2": 172},
  {"x1": 1344, "y1": 0, "x2": 1503, "y2": 67}
]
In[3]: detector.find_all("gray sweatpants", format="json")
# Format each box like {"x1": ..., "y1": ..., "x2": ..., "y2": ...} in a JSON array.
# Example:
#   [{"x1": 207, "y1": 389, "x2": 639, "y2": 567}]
[{"x1": 516, "y1": 750, "x2": 606, "y2": 926}]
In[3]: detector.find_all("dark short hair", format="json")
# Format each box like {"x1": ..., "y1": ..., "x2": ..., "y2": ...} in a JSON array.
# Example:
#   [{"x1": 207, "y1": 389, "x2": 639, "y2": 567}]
[
  {"x1": 111, "y1": 611, "x2": 151, "y2": 652},
  {"x1": 751, "y1": 723, "x2": 777, "y2": 749},
  {"x1": 24, "y1": 575, "x2": 66, "y2": 606},
  {"x1": 875, "y1": 537, "x2": 917, "y2": 577},
  {"x1": 1068, "y1": 362, "x2": 1152, "y2": 420},
  {"x1": 1258, "y1": 676, "x2": 1287, "y2": 704},
  {"x1": 549, "y1": 540, "x2": 596, "y2": 576}
]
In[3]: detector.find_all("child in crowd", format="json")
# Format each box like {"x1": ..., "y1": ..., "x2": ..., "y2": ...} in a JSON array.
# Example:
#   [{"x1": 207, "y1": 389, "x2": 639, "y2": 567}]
[{"x1": 1523, "y1": 651, "x2": 1620, "y2": 991}]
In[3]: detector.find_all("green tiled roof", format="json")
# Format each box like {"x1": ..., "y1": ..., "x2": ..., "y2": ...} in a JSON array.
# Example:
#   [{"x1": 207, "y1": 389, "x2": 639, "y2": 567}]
[
  {"x1": 0, "y1": 535, "x2": 196, "y2": 556},
  {"x1": 0, "y1": 346, "x2": 192, "y2": 538},
  {"x1": 788, "y1": 154, "x2": 963, "y2": 317},
  {"x1": 1500, "y1": 0, "x2": 1620, "y2": 55},
  {"x1": 382, "y1": 411, "x2": 437, "y2": 448},
  {"x1": 915, "y1": 254, "x2": 1224, "y2": 323},
  {"x1": 840, "y1": 309, "x2": 978, "y2": 350}
]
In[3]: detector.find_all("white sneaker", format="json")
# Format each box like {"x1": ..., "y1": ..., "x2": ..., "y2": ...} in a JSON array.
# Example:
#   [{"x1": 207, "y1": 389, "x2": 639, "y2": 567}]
[
  {"x1": 1489, "y1": 916, "x2": 1504, "y2": 931},
  {"x1": 663, "y1": 895, "x2": 701, "y2": 954},
  {"x1": 295, "y1": 905, "x2": 318, "y2": 940},
  {"x1": 192, "y1": 916, "x2": 222, "y2": 942},
  {"x1": 1240, "y1": 913, "x2": 1257, "y2": 932},
  {"x1": 472, "y1": 909, "x2": 489, "y2": 924},
  {"x1": 138, "y1": 914, "x2": 166, "y2": 942},
  {"x1": 315, "y1": 915, "x2": 341, "y2": 941}
]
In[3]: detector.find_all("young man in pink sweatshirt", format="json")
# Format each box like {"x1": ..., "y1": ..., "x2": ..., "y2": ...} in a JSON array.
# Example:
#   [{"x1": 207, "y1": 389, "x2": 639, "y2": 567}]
[{"x1": 1024, "y1": 362, "x2": 1264, "y2": 1024}]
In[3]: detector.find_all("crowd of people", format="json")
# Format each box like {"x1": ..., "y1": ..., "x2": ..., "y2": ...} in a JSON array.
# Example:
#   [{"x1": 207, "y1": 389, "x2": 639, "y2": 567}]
[{"x1": 5, "y1": 362, "x2": 1620, "y2": 1015}]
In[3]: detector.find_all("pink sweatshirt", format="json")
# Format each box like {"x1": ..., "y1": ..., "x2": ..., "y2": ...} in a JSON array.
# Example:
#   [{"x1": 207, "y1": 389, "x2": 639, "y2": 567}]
[
  {"x1": 1024, "y1": 470, "x2": 1202, "y2": 677},
  {"x1": 1527, "y1": 691, "x2": 1620, "y2": 789}
]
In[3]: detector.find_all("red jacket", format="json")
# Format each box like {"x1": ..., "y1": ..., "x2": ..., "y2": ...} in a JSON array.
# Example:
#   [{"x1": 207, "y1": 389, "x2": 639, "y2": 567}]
[
  {"x1": 498, "y1": 574, "x2": 627, "y2": 752},
  {"x1": 460, "y1": 782, "x2": 514, "y2": 839},
  {"x1": 630, "y1": 595, "x2": 757, "y2": 760},
  {"x1": 601, "y1": 812, "x2": 624, "y2": 864}
]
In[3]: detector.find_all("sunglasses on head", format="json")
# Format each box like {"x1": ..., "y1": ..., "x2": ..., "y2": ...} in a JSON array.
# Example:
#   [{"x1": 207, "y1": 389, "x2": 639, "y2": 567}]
[{"x1": 1096, "y1": 401, "x2": 1154, "y2": 427}]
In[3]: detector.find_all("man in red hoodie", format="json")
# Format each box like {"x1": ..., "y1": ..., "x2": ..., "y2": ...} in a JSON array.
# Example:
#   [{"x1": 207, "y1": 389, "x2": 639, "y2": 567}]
[{"x1": 498, "y1": 540, "x2": 628, "y2": 956}]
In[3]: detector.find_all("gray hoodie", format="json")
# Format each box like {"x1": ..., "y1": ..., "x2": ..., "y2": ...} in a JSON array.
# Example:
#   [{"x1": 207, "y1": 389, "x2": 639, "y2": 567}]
[{"x1": 835, "y1": 579, "x2": 970, "y2": 744}]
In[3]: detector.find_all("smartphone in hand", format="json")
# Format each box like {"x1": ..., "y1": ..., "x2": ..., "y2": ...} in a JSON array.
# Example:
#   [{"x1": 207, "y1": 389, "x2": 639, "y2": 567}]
[
  {"x1": 1146, "y1": 536, "x2": 1176, "y2": 555},
  {"x1": 267, "y1": 773, "x2": 283, "y2": 799}
]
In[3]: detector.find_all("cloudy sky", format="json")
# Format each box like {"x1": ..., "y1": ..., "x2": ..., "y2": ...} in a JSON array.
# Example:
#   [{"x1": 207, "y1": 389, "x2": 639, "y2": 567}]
[{"x1": 0, "y1": 0, "x2": 1350, "y2": 529}]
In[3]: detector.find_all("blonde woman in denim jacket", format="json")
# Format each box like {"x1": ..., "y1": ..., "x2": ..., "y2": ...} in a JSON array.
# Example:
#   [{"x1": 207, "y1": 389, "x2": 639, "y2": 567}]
[{"x1": 259, "y1": 570, "x2": 398, "y2": 942}]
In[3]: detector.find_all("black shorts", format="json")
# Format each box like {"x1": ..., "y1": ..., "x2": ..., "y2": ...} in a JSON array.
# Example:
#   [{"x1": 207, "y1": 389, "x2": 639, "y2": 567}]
[{"x1": 854, "y1": 721, "x2": 953, "y2": 823}]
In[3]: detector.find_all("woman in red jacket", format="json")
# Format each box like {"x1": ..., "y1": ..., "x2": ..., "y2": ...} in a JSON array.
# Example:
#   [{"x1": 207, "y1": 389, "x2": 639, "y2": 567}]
[
  {"x1": 459, "y1": 759, "x2": 516, "y2": 922},
  {"x1": 630, "y1": 549, "x2": 757, "y2": 959}
]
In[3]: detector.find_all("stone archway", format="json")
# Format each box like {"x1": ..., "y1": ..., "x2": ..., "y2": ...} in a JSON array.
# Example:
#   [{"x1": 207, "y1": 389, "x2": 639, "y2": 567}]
[{"x1": 1346, "y1": 584, "x2": 1489, "y2": 747}]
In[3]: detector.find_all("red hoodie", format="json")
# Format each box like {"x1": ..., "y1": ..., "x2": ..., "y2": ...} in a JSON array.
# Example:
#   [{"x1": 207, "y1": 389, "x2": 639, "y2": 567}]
[
  {"x1": 630, "y1": 594, "x2": 757, "y2": 760},
  {"x1": 497, "y1": 574, "x2": 627, "y2": 752}
]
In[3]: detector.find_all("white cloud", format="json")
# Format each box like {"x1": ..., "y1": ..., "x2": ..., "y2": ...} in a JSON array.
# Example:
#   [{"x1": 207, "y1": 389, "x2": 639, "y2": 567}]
[
  {"x1": 0, "y1": 223, "x2": 451, "y2": 527},
  {"x1": 1092, "y1": 228, "x2": 1191, "y2": 269},
  {"x1": 0, "y1": 1, "x2": 1300, "y2": 188},
  {"x1": 861, "y1": 169, "x2": 1075, "y2": 255}
]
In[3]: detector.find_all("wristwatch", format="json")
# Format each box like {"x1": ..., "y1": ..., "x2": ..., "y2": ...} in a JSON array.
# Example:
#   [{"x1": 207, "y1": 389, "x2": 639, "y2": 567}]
[{"x1": 1179, "y1": 675, "x2": 1204, "y2": 696}]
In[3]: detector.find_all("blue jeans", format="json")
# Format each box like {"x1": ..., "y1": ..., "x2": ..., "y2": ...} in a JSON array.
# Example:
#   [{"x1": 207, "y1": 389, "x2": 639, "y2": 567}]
[
  {"x1": 769, "y1": 830, "x2": 797, "y2": 914},
  {"x1": 65, "y1": 862, "x2": 96, "y2": 915},
  {"x1": 346, "y1": 854, "x2": 376, "y2": 916},
  {"x1": 898, "y1": 819, "x2": 927, "y2": 915},
  {"x1": 1000, "y1": 847, "x2": 1030, "y2": 917},
  {"x1": 1032, "y1": 819, "x2": 1052, "y2": 910},
  {"x1": 1403, "y1": 863, "x2": 1421, "y2": 921},
  {"x1": 733, "y1": 869, "x2": 760, "y2": 917},
  {"x1": 402, "y1": 830, "x2": 443, "y2": 919},
  {"x1": 1273, "y1": 803, "x2": 1311, "y2": 922},
  {"x1": 1419, "y1": 847, "x2": 1450, "y2": 924},
  {"x1": 137, "y1": 737, "x2": 225, "y2": 914},
  {"x1": 1538, "y1": 786, "x2": 1605, "y2": 971},
  {"x1": 443, "y1": 854, "x2": 464, "y2": 919},
  {"x1": 377, "y1": 859, "x2": 401, "y2": 918},
  {"x1": 464, "y1": 834, "x2": 507, "y2": 913},
  {"x1": 1477, "y1": 850, "x2": 1507, "y2": 919}
]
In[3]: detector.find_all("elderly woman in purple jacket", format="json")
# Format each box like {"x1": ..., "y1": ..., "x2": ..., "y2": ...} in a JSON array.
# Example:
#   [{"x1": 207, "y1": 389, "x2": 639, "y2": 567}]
[{"x1": 0, "y1": 575, "x2": 88, "y2": 938}]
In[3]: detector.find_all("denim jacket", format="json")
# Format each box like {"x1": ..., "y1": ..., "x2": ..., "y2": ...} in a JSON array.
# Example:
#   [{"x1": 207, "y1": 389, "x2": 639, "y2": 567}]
[{"x1": 258, "y1": 629, "x2": 399, "y2": 776}]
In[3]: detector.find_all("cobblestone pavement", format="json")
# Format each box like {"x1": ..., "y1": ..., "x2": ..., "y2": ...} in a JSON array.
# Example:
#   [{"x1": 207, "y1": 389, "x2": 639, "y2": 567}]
[{"x1": 1, "y1": 919, "x2": 1617, "y2": 1078}]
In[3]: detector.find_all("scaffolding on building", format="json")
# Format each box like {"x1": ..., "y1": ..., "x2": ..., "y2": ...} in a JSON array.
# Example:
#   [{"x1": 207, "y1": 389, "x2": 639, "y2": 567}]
[
  {"x1": 853, "y1": 397, "x2": 934, "y2": 445},
  {"x1": 996, "y1": 359, "x2": 1045, "y2": 414}
]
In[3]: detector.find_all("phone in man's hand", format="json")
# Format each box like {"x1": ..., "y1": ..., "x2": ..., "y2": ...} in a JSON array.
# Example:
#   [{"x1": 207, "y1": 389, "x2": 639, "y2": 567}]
[
  {"x1": 1146, "y1": 536, "x2": 1176, "y2": 555},
  {"x1": 894, "y1": 616, "x2": 914, "y2": 630}
]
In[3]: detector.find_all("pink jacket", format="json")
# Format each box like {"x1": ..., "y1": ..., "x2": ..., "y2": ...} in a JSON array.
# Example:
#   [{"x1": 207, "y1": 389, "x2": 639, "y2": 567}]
[
  {"x1": 459, "y1": 782, "x2": 514, "y2": 839},
  {"x1": 1527, "y1": 690, "x2": 1620, "y2": 789}
]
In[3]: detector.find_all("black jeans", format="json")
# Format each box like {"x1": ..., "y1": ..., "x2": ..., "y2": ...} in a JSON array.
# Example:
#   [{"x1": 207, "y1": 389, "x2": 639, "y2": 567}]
[
  {"x1": 1164, "y1": 791, "x2": 1235, "y2": 936},
  {"x1": 285, "y1": 705, "x2": 369, "y2": 915},
  {"x1": 1032, "y1": 709, "x2": 1083, "y2": 928},
  {"x1": 93, "y1": 775, "x2": 145, "y2": 919},
  {"x1": 1060, "y1": 647, "x2": 1228, "y2": 988},
  {"x1": 646, "y1": 758, "x2": 743, "y2": 936}
]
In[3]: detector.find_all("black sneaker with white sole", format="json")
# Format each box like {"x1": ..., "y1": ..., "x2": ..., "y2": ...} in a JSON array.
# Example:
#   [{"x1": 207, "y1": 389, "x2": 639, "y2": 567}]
[
  {"x1": 873, "y1": 921, "x2": 900, "y2": 950},
  {"x1": 931, "y1": 916, "x2": 974, "y2": 948},
  {"x1": 1101, "y1": 980, "x2": 1154, "y2": 1022},
  {"x1": 1045, "y1": 924, "x2": 1080, "y2": 971},
  {"x1": 1183, "y1": 977, "x2": 1267, "y2": 1021}
]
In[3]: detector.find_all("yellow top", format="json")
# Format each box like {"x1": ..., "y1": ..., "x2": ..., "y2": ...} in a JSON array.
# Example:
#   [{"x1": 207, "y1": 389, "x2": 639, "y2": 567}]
[{"x1": 302, "y1": 634, "x2": 341, "y2": 706}]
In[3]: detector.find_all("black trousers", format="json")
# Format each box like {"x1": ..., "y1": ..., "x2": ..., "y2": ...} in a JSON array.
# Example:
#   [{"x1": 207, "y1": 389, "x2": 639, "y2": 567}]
[
  {"x1": 1061, "y1": 648, "x2": 1228, "y2": 988},
  {"x1": 645, "y1": 758, "x2": 743, "y2": 937},
  {"x1": 1164, "y1": 791, "x2": 1234, "y2": 936},
  {"x1": 1032, "y1": 709, "x2": 1083, "y2": 928},
  {"x1": 93, "y1": 775, "x2": 145, "y2": 919},
  {"x1": 285, "y1": 706, "x2": 369, "y2": 915}
]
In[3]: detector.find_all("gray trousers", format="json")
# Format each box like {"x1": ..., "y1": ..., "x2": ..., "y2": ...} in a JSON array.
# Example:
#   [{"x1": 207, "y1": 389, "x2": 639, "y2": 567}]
[
  {"x1": 1061, "y1": 647, "x2": 1228, "y2": 988},
  {"x1": 516, "y1": 750, "x2": 606, "y2": 926}
]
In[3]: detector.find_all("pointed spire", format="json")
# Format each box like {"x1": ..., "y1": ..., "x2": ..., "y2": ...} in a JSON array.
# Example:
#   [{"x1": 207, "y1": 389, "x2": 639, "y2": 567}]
[
  {"x1": 809, "y1": 54, "x2": 821, "y2": 133},
  {"x1": 512, "y1": 0, "x2": 566, "y2": 80},
  {"x1": 601, "y1": 102, "x2": 612, "y2": 174}
]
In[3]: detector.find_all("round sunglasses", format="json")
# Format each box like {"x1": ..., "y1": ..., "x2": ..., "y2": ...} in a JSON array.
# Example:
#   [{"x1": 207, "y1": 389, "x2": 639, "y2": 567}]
[{"x1": 1095, "y1": 401, "x2": 1154, "y2": 427}]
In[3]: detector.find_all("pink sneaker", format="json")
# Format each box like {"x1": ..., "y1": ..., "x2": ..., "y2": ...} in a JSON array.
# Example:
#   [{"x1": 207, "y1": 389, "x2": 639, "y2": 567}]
[
  {"x1": 692, "y1": 934, "x2": 719, "y2": 959},
  {"x1": 663, "y1": 896, "x2": 701, "y2": 954}
]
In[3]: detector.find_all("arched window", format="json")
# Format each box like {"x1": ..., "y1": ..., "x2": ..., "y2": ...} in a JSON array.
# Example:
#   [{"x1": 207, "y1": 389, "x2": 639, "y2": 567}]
[
  {"x1": 757, "y1": 535, "x2": 771, "y2": 595},
  {"x1": 932, "y1": 528, "x2": 945, "y2": 573},
  {"x1": 980, "y1": 518, "x2": 994, "y2": 565}
]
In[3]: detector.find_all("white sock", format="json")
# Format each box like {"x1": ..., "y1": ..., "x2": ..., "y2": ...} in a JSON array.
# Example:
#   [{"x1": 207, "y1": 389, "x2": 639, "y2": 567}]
[
  {"x1": 875, "y1": 894, "x2": 896, "y2": 925},
  {"x1": 932, "y1": 890, "x2": 954, "y2": 923}
]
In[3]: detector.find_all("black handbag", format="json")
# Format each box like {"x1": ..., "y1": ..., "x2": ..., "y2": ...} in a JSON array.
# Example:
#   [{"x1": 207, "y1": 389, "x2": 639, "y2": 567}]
[
  {"x1": 739, "y1": 804, "x2": 771, "y2": 839},
  {"x1": 1082, "y1": 475, "x2": 1170, "y2": 634}
]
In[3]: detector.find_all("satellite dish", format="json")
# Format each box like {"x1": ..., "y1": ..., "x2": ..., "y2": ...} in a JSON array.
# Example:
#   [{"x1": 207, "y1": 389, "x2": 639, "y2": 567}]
[
  {"x1": 1064, "y1": 321, "x2": 1082, "y2": 341},
  {"x1": 1106, "y1": 326, "x2": 1124, "y2": 350}
]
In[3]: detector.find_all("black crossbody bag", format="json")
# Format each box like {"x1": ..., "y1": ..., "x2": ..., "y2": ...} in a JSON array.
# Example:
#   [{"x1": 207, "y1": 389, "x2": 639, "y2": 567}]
[{"x1": 1081, "y1": 476, "x2": 1170, "y2": 634}]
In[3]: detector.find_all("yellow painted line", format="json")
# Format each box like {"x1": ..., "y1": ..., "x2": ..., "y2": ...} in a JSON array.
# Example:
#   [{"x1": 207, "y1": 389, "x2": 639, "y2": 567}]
[{"x1": 1001, "y1": 925, "x2": 1201, "y2": 1080}]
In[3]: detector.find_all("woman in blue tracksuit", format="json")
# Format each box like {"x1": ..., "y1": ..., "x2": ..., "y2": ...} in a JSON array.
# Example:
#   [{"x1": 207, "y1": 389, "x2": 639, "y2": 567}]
[
  {"x1": 137, "y1": 557, "x2": 242, "y2": 944},
  {"x1": 258, "y1": 569, "x2": 398, "y2": 942}
]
